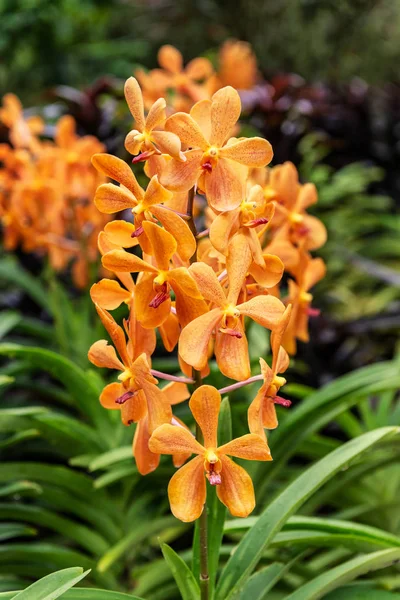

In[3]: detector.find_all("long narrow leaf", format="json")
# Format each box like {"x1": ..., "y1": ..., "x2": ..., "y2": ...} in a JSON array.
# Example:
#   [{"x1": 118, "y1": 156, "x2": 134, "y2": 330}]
[
  {"x1": 285, "y1": 548, "x2": 400, "y2": 599},
  {"x1": 215, "y1": 427, "x2": 398, "y2": 600},
  {"x1": 161, "y1": 543, "x2": 200, "y2": 600},
  {"x1": 11, "y1": 567, "x2": 90, "y2": 600}
]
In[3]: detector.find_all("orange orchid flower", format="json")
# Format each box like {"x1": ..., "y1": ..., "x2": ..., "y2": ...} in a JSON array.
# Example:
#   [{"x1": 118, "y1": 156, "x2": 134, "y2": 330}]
[
  {"x1": 96, "y1": 227, "x2": 181, "y2": 352},
  {"x1": 149, "y1": 385, "x2": 271, "y2": 521},
  {"x1": 102, "y1": 221, "x2": 207, "y2": 329},
  {"x1": 133, "y1": 382, "x2": 191, "y2": 475},
  {"x1": 136, "y1": 45, "x2": 213, "y2": 112},
  {"x1": 260, "y1": 162, "x2": 327, "y2": 251},
  {"x1": 124, "y1": 77, "x2": 185, "y2": 163},
  {"x1": 88, "y1": 304, "x2": 170, "y2": 433},
  {"x1": 92, "y1": 153, "x2": 196, "y2": 261},
  {"x1": 180, "y1": 235, "x2": 286, "y2": 380},
  {"x1": 216, "y1": 40, "x2": 258, "y2": 91},
  {"x1": 209, "y1": 183, "x2": 276, "y2": 264},
  {"x1": 248, "y1": 306, "x2": 292, "y2": 438},
  {"x1": 0, "y1": 93, "x2": 43, "y2": 151},
  {"x1": 160, "y1": 87, "x2": 273, "y2": 211},
  {"x1": 282, "y1": 251, "x2": 326, "y2": 354}
]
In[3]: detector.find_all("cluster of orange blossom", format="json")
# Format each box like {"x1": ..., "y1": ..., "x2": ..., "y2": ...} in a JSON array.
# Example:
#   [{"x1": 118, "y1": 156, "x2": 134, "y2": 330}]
[
  {"x1": 0, "y1": 94, "x2": 110, "y2": 288},
  {"x1": 88, "y1": 54, "x2": 327, "y2": 523},
  {"x1": 136, "y1": 40, "x2": 259, "y2": 113}
]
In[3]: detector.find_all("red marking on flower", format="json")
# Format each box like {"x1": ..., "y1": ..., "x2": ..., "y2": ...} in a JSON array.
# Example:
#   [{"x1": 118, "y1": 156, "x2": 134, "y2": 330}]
[
  {"x1": 201, "y1": 161, "x2": 213, "y2": 173},
  {"x1": 247, "y1": 217, "x2": 269, "y2": 228},
  {"x1": 307, "y1": 307, "x2": 321, "y2": 317},
  {"x1": 207, "y1": 462, "x2": 222, "y2": 485},
  {"x1": 208, "y1": 471, "x2": 222, "y2": 485},
  {"x1": 296, "y1": 225, "x2": 311, "y2": 236},
  {"x1": 273, "y1": 396, "x2": 292, "y2": 408},
  {"x1": 131, "y1": 226, "x2": 144, "y2": 238},
  {"x1": 220, "y1": 327, "x2": 243, "y2": 339},
  {"x1": 149, "y1": 283, "x2": 169, "y2": 308},
  {"x1": 132, "y1": 150, "x2": 154, "y2": 164},
  {"x1": 115, "y1": 391, "x2": 134, "y2": 405}
]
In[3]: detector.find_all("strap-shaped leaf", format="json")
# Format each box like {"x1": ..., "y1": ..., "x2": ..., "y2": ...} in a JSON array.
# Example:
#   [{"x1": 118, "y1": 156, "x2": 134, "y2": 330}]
[
  {"x1": 215, "y1": 427, "x2": 399, "y2": 600},
  {"x1": 0, "y1": 344, "x2": 112, "y2": 437},
  {"x1": 285, "y1": 548, "x2": 400, "y2": 599},
  {"x1": 10, "y1": 567, "x2": 90, "y2": 600},
  {"x1": 161, "y1": 543, "x2": 200, "y2": 600}
]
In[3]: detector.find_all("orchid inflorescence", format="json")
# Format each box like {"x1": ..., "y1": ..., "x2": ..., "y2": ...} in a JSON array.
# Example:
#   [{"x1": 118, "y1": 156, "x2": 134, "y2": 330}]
[
  {"x1": 87, "y1": 44, "x2": 327, "y2": 524},
  {"x1": 0, "y1": 94, "x2": 109, "y2": 288}
]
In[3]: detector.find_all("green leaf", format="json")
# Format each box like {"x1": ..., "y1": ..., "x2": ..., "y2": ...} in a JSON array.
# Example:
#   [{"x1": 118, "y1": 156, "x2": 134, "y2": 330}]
[
  {"x1": 256, "y1": 362, "x2": 400, "y2": 496},
  {"x1": 97, "y1": 516, "x2": 178, "y2": 572},
  {"x1": 10, "y1": 567, "x2": 90, "y2": 600},
  {"x1": 225, "y1": 515, "x2": 400, "y2": 551},
  {"x1": 0, "y1": 523, "x2": 36, "y2": 542},
  {"x1": 215, "y1": 427, "x2": 399, "y2": 600},
  {"x1": 0, "y1": 312, "x2": 21, "y2": 340},
  {"x1": 0, "y1": 257, "x2": 49, "y2": 312},
  {"x1": 161, "y1": 543, "x2": 200, "y2": 600},
  {"x1": 0, "y1": 344, "x2": 111, "y2": 436},
  {"x1": 324, "y1": 587, "x2": 400, "y2": 599},
  {"x1": 230, "y1": 562, "x2": 291, "y2": 600},
  {"x1": 0, "y1": 505, "x2": 109, "y2": 556},
  {"x1": 88, "y1": 447, "x2": 132, "y2": 471},
  {"x1": 285, "y1": 548, "x2": 400, "y2": 599}
]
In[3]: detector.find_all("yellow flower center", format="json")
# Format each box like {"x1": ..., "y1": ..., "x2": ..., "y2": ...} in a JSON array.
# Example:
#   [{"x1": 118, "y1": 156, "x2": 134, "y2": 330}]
[
  {"x1": 207, "y1": 147, "x2": 219, "y2": 158},
  {"x1": 300, "y1": 291, "x2": 313, "y2": 304},
  {"x1": 289, "y1": 212, "x2": 303, "y2": 224},
  {"x1": 263, "y1": 186, "x2": 277, "y2": 201},
  {"x1": 223, "y1": 304, "x2": 240, "y2": 319},
  {"x1": 205, "y1": 449, "x2": 219, "y2": 464},
  {"x1": 272, "y1": 375, "x2": 286, "y2": 388},
  {"x1": 118, "y1": 368, "x2": 133, "y2": 384},
  {"x1": 154, "y1": 271, "x2": 168, "y2": 286},
  {"x1": 132, "y1": 202, "x2": 145, "y2": 215}
]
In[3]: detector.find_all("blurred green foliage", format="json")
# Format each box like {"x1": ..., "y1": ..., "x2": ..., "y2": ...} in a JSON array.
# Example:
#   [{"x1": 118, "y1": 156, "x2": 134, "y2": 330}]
[{"x1": 2, "y1": 0, "x2": 400, "y2": 104}]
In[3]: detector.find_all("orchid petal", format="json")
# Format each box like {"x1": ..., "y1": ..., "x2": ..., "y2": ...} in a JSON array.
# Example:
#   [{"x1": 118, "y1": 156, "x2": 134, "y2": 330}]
[
  {"x1": 189, "y1": 385, "x2": 220, "y2": 449},
  {"x1": 160, "y1": 149, "x2": 202, "y2": 192},
  {"x1": 88, "y1": 340, "x2": 124, "y2": 371},
  {"x1": 220, "y1": 137, "x2": 273, "y2": 167},
  {"x1": 165, "y1": 112, "x2": 209, "y2": 150},
  {"x1": 188, "y1": 262, "x2": 226, "y2": 307},
  {"x1": 238, "y1": 295, "x2": 285, "y2": 329},
  {"x1": 218, "y1": 433, "x2": 271, "y2": 460},
  {"x1": 99, "y1": 382, "x2": 125, "y2": 409},
  {"x1": 179, "y1": 308, "x2": 222, "y2": 370},
  {"x1": 94, "y1": 183, "x2": 135, "y2": 214},
  {"x1": 215, "y1": 322, "x2": 251, "y2": 382},
  {"x1": 210, "y1": 86, "x2": 241, "y2": 147},
  {"x1": 90, "y1": 279, "x2": 131, "y2": 310},
  {"x1": 168, "y1": 455, "x2": 206, "y2": 522},
  {"x1": 133, "y1": 416, "x2": 160, "y2": 475},
  {"x1": 91, "y1": 154, "x2": 144, "y2": 199},
  {"x1": 151, "y1": 130, "x2": 184, "y2": 161},
  {"x1": 217, "y1": 455, "x2": 255, "y2": 518},
  {"x1": 149, "y1": 423, "x2": 204, "y2": 456},
  {"x1": 124, "y1": 77, "x2": 145, "y2": 131},
  {"x1": 205, "y1": 158, "x2": 247, "y2": 212}
]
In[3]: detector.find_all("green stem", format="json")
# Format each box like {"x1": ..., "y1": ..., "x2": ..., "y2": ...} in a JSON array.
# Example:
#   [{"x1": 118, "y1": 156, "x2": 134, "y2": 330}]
[
  {"x1": 194, "y1": 369, "x2": 209, "y2": 600},
  {"x1": 188, "y1": 184, "x2": 209, "y2": 599}
]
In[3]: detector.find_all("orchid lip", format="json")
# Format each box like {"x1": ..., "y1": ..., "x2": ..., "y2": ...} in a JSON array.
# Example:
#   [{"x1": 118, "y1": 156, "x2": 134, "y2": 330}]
[
  {"x1": 273, "y1": 395, "x2": 292, "y2": 408},
  {"x1": 131, "y1": 226, "x2": 144, "y2": 238},
  {"x1": 115, "y1": 391, "x2": 135, "y2": 405},
  {"x1": 201, "y1": 161, "x2": 213, "y2": 173},
  {"x1": 207, "y1": 472, "x2": 222, "y2": 486},
  {"x1": 149, "y1": 290, "x2": 169, "y2": 308}
]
